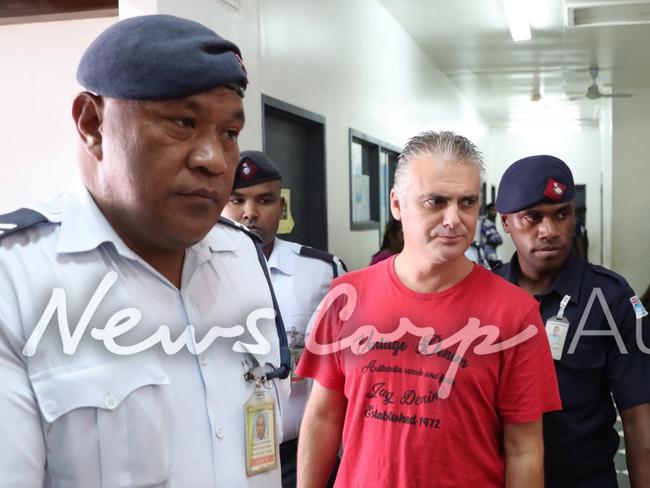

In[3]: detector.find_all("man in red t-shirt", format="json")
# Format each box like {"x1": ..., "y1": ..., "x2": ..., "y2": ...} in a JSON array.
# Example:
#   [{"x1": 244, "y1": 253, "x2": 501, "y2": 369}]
[{"x1": 296, "y1": 131, "x2": 561, "y2": 488}]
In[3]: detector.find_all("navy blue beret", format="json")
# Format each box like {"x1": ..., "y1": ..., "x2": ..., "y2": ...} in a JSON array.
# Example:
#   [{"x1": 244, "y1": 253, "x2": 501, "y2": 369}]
[
  {"x1": 233, "y1": 151, "x2": 282, "y2": 189},
  {"x1": 496, "y1": 155, "x2": 575, "y2": 213},
  {"x1": 77, "y1": 15, "x2": 248, "y2": 100}
]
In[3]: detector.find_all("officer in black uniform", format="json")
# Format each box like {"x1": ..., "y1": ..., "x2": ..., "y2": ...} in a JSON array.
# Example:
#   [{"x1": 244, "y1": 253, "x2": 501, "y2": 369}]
[{"x1": 493, "y1": 155, "x2": 650, "y2": 487}]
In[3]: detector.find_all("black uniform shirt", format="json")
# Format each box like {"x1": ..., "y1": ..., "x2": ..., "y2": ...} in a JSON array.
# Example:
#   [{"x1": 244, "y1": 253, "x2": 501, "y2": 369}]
[{"x1": 494, "y1": 250, "x2": 650, "y2": 487}]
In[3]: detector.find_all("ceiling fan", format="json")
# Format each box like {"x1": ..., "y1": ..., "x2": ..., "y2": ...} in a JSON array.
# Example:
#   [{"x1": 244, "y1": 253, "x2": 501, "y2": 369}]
[{"x1": 569, "y1": 67, "x2": 633, "y2": 101}]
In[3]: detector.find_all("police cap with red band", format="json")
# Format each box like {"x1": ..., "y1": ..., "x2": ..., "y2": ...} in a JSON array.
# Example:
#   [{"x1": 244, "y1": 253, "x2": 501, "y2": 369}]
[
  {"x1": 233, "y1": 151, "x2": 282, "y2": 189},
  {"x1": 496, "y1": 155, "x2": 576, "y2": 214}
]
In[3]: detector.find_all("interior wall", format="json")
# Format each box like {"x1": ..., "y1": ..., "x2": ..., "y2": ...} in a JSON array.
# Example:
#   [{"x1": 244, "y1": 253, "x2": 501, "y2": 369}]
[
  {"x1": 488, "y1": 126, "x2": 603, "y2": 266},
  {"x1": 611, "y1": 92, "x2": 650, "y2": 294},
  {"x1": 0, "y1": 16, "x2": 116, "y2": 212}
]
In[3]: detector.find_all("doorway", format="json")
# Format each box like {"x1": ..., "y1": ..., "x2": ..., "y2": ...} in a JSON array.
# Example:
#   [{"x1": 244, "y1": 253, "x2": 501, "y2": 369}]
[{"x1": 262, "y1": 95, "x2": 327, "y2": 251}]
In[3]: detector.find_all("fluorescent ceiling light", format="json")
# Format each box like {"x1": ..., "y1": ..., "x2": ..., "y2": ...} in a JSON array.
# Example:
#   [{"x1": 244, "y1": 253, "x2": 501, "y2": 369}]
[{"x1": 502, "y1": 0, "x2": 532, "y2": 41}]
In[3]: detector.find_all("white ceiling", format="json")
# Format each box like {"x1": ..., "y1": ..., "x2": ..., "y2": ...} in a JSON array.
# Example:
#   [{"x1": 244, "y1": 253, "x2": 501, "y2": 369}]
[{"x1": 380, "y1": 0, "x2": 650, "y2": 127}]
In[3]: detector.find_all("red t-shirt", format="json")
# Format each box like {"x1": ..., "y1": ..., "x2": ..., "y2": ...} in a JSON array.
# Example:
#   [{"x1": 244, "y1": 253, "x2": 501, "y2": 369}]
[{"x1": 297, "y1": 257, "x2": 561, "y2": 488}]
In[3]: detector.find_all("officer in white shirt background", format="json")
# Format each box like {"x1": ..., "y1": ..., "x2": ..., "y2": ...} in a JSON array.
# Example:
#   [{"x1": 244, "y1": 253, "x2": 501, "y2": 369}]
[
  {"x1": 0, "y1": 15, "x2": 290, "y2": 487},
  {"x1": 222, "y1": 150, "x2": 346, "y2": 488}
]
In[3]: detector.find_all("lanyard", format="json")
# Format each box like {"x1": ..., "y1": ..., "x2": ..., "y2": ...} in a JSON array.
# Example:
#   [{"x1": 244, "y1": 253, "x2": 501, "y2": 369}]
[
  {"x1": 242, "y1": 239, "x2": 291, "y2": 383},
  {"x1": 557, "y1": 295, "x2": 571, "y2": 319}
]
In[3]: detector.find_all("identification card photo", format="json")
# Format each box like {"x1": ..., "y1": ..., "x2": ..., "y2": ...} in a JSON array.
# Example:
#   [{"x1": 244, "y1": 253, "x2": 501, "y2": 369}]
[{"x1": 244, "y1": 389, "x2": 278, "y2": 477}]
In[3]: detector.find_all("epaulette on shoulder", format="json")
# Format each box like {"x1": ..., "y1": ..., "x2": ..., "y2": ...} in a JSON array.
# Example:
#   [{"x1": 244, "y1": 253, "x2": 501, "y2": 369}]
[
  {"x1": 0, "y1": 208, "x2": 48, "y2": 240},
  {"x1": 591, "y1": 264, "x2": 630, "y2": 288},
  {"x1": 299, "y1": 246, "x2": 348, "y2": 270},
  {"x1": 300, "y1": 245, "x2": 347, "y2": 277},
  {"x1": 217, "y1": 216, "x2": 262, "y2": 243},
  {"x1": 299, "y1": 245, "x2": 335, "y2": 264}
]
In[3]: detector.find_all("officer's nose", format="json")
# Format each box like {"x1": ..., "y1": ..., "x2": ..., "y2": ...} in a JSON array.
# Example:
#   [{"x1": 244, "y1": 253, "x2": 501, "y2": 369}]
[
  {"x1": 187, "y1": 134, "x2": 228, "y2": 176},
  {"x1": 241, "y1": 201, "x2": 259, "y2": 223},
  {"x1": 538, "y1": 217, "x2": 559, "y2": 240},
  {"x1": 442, "y1": 204, "x2": 461, "y2": 229}
]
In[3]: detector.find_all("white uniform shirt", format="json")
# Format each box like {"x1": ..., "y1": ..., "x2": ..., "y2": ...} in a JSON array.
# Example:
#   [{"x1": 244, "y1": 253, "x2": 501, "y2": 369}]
[
  {"x1": 267, "y1": 238, "x2": 345, "y2": 441},
  {"x1": 0, "y1": 181, "x2": 288, "y2": 488}
]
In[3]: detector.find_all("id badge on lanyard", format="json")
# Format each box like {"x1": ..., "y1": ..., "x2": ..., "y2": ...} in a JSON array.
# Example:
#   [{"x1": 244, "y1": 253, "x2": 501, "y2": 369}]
[
  {"x1": 545, "y1": 295, "x2": 570, "y2": 361},
  {"x1": 243, "y1": 357, "x2": 278, "y2": 477}
]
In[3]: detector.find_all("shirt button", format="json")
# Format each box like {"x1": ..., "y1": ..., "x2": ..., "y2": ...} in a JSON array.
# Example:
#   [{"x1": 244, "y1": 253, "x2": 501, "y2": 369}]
[
  {"x1": 200, "y1": 355, "x2": 208, "y2": 366},
  {"x1": 104, "y1": 393, "x2": 118, "y2": 410},
  {"x1": 215, "y1": 425, "x2": 225, "y2": 439}
]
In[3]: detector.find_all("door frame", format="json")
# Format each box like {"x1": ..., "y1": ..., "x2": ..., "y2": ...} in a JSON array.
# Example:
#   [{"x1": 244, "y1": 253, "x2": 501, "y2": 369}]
[{"x1": 261, "y1": 94, "x2": 328, "y2": 248}]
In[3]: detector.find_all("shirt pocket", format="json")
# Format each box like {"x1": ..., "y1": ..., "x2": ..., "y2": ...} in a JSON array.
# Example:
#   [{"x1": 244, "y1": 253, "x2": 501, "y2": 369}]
[
  {"x1": 559, "y1": 335, "x2": 607, "y2": 370},
  {"x1": 31, "y1": 357, "x2": 171, "y2": 488},
  {"x1": 557, "y1": 337, "x2": 607, "y2": 408}
]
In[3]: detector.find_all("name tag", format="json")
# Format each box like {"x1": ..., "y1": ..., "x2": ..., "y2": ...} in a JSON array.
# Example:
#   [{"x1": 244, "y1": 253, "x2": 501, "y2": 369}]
[
  {"x1": 244, "y1": 388, "x2": 278, "y2": 477},
  {"x1": 545, "y1": 316, "x2": 569, "y2": 361},
  {"x1": 289, "y1": 327, "x2": 306, "y2": 383}
]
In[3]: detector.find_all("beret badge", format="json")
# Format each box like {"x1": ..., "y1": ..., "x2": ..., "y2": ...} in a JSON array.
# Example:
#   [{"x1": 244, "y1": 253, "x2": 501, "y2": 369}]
[
  {"x1": 239, "y1": 160, "x2": 257, "y2": 181},
  {"x1": 543, "y1": 177, "x2": 566, "y2": 201}
]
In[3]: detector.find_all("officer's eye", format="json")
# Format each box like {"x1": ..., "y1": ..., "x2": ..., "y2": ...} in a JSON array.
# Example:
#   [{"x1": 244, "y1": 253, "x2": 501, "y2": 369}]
[
  {"x1": 229, "y1": 198, "x2": 243, "y2": 205},
  {"x1": 223, "y1": 129, "x2": 240, "y2": 140},
  {"x1": 523, "y1": 213, "x2": 541, "y2": 223},
  {"x1": 173, "y1": 118, "x2": 196, "y2": 129}
]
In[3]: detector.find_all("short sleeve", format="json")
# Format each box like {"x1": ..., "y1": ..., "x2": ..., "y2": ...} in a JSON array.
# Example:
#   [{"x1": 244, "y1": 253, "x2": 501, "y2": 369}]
[
  {"x1": 497, "y1": 306, "x2": 562, "y2": 423},
  {"x1": 606, "y1": 289, "x2": 650, "y2": 410}
]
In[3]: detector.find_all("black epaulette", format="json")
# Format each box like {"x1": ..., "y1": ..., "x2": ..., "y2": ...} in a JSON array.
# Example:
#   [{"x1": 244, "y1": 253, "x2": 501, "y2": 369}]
[
  {"x1": 299, "y1": 245, "x2": 335, "y2": 264},
  {"x1": 0, "y1": 208, "x2": 48, "y2": 240},
  {"x1": 299, "y1": 245, "x2": 347, "y2": 277},
  {"x1": 591, "y1": 264, "x2": 630, "y2": 289},
  {"x1": 217, "y1": 216, "x2": 262, "y2": 243}
]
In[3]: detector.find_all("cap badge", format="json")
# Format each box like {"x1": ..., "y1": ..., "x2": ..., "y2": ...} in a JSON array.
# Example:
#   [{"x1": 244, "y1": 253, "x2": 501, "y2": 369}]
[
  {"x1": 544, "y1": 177, "x2": 566, "y2": 201},
  {"x1": 239, "y1": 160, "x2": 257, "y2": 181}
]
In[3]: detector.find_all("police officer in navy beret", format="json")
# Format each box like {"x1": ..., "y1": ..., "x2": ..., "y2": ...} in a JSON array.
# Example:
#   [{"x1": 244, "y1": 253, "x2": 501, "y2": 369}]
[
  {"x1": 222, "y1": 151, "x2": 346, "y2": 488},
  {"x1": 0, "y1": 15, "x2": 290, "y2": 487},
  {"x1": 494, "y1": 155, "x2": 650, "y2": 487}
]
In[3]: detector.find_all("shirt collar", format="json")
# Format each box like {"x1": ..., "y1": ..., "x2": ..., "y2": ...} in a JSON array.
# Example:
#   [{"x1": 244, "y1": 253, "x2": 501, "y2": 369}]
[
  {"x1": 205, "y1": 224, "x2": 240, "y2": 253},
  {"x1": 506, "y1": 249, "x2": 583, "y2": 303},
  {"x1": 267, "y1": 238, "x2": 296, "y2": 276},
  {"x1": 547, "y1": 249, "x2": 583, "y2": 303},
  {"x1": 499, "y1": 255, "x2": 519, "y2": 285},
  {"x1": 56, "y1": 180, "x2": 140, "y2": 259}
]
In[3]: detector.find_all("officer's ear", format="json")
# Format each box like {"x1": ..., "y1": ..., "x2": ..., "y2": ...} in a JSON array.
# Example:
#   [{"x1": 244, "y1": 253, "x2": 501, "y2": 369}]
[
  {"x1": 501, "y1": 214, "x2": 511, "y2": 234},
  {"x1": 72, "y1": 92, "x2": 104, "y2": 160}
]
